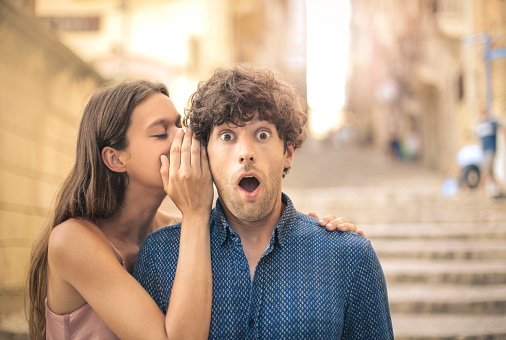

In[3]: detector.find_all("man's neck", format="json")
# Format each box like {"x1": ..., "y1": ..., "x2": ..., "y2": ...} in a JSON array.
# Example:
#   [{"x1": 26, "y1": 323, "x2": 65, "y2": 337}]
[{"x1": 222, "y1": 197, "x2": 286, "y2": 280}]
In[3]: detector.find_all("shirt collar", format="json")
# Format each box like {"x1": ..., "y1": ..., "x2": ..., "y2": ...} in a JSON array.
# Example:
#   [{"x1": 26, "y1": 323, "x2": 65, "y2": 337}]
[{"x1": 212, "y1": 193, "x2": 297, "y2": 248}]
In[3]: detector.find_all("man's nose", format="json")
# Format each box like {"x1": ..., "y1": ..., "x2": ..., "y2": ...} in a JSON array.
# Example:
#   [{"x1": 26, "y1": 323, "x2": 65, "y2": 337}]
[{"x1": 238, "y1": 136, "x2": 254, "y2": 163}]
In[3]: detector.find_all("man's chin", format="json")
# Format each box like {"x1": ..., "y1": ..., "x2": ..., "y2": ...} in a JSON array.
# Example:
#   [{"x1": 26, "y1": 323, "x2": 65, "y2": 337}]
[
  {"x1": 220, "y1": 189, "x2": 280, "y2": 224},
  {"x1": 230, "y1": 206, "x2": 266, "y2": 222}
]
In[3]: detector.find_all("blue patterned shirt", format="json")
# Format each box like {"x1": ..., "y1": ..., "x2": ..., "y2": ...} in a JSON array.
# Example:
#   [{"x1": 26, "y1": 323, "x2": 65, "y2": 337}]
[{"x1": 134, "y1": 193, "x2": 393, "y2": 339}]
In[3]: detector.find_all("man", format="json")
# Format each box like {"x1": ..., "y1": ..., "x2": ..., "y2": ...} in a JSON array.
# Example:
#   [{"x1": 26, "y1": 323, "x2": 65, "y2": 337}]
[{"x1": 134, "y1": 65, "x2": 393, "y2": 339}]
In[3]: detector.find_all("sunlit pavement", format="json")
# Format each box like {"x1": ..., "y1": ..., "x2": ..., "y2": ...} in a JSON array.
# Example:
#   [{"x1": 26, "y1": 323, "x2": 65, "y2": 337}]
[{"x1": 285, "y1": 138, "x2": 506, "y2": 339}]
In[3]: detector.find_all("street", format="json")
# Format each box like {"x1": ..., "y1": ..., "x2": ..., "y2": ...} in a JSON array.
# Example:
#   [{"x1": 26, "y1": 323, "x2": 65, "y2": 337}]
[{"x1": 285, "y1": 138, "x2": 506, "y2": 339}]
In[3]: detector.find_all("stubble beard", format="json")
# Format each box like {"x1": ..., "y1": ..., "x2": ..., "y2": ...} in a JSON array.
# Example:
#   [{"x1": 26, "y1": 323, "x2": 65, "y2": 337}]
[
  {"x1": 216, "y1": 162, "x2": 284, "y2": 224},
  {"x1": 227, "y1": 184, "x2": 280, "y2": 223}
]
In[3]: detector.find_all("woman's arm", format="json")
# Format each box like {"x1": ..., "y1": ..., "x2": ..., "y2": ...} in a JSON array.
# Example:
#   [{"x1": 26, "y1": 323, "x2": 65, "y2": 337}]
[
  {"x1": 47, "y1": 128, "x2": 213, "y2": 340},
  {"x1": 160, "y1": 127, "x2": 213, "y2": 338},
  {"x1": 48, "y1": 221, "x2": 175, "y2": 340}
]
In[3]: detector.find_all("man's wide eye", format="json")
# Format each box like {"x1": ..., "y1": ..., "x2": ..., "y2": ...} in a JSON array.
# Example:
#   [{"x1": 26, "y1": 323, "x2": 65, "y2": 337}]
[
  {"x1": 256, "y1": 131, "x2": 270, "y2": 140},
  {"x1": 220, "y1": 132, "x2": 234, "y2": 141}
]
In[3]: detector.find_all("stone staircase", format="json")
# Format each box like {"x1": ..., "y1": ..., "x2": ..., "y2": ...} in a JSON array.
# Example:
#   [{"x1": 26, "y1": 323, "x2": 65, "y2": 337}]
[
  {"x1": 285, "y1": 185, "x2": 506, "y2": 339},
  {"x1": 374, "y1": 222, "x2": 506, "y2": 339}
]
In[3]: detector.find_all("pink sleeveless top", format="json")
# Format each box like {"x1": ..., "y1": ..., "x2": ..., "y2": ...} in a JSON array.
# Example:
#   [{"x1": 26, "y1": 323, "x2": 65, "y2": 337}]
[{"x1": 45, "y1": 240, "x2": 126, "y2": 340}]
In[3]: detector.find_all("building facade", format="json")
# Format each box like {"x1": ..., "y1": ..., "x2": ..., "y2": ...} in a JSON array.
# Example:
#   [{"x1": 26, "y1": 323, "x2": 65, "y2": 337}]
[
  {"x1": 347, "y1": 0, "x2": 506, "y2": 178},
  {"x1": 34, "y1": 0, "x2": 306, "y2": 113},
  {"x1": 0, "y1": 1, "x2": 103, "y2": 336}
]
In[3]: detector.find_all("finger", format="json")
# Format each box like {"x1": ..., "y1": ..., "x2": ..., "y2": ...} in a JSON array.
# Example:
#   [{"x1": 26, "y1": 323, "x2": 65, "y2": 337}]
[
  {"x1": 190, "y1": 128, "x2": 202, "y2": 173},
  {"x1": 308, "y1": 211, "x2": 332, "y2": 227},
  {"x1": 170, "y1": 128, "x2": 184, "y2": 172},
  {"x1": 180, "y1": 127, "x2": 193, "y2": 171},
  {"x1": 358, "y1": 230, "x2": 366, "y2": 237},
  {"x1": 308, "y1": 212, "x2": 318, "y2": 219},
  {"x1": 201, "y1": 146, "x2": 211, "y2": 177},
  {"x1": 160, "y1": 155, "x2": 170, "y2": 192},
  {"x1": 321, "y1": 215, "x2": 345, "y2": 227},
  {"x1": 336, "y1": 223, "x2": 358, "y2": 233},
  {"x1": 325, "y1": 223, "x2": 337, "y2": 232}
]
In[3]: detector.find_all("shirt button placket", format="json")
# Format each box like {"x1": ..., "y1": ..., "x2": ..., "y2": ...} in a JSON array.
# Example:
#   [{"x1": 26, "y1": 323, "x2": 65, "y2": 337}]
[
  {"x1": 247, "y1": 273, "x2": 262, "y2": 339},
  {"x1": 246, "y1": 316, "x2": 257, "y2": 340},
  {"x1": 231, "y1": 235, "x2": 249, "y2": 273}
]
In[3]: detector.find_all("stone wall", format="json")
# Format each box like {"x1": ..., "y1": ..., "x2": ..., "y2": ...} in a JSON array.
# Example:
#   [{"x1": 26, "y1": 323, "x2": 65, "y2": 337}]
[{"x1": 0, "y1": 0, "x2": 103, "y2": 333}]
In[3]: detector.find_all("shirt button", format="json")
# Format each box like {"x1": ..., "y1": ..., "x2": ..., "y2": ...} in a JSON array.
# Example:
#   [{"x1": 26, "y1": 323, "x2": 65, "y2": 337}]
[{"x1": 248, "y1": 319, "x2": 255, "y2": 328}]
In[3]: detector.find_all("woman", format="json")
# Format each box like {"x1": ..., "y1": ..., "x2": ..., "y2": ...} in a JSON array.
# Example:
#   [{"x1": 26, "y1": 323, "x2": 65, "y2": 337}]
[{"x1": 27, "y1": 80, "x2": 360, "y2": 339}]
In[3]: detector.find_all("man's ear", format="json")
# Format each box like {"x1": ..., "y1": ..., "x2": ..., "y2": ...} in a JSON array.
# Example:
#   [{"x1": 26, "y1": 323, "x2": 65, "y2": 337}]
[
  {"x1": 102, "y1": 147, "x2": 127, "y2": 173},
  {"x1": 284, "y1": 143, "x2": 295, "y2": 169}
]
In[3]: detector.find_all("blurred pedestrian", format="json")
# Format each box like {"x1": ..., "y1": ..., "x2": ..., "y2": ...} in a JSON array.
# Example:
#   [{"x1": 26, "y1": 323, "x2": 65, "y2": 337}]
[{"x1": 476, "y1": 107, "x2": 500, "y2": 196}]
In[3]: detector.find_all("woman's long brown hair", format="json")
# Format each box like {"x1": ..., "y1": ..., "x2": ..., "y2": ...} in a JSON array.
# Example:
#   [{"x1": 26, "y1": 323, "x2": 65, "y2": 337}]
[{"x1": 26, "y1": 80, "x2": 169, "y2": 339}]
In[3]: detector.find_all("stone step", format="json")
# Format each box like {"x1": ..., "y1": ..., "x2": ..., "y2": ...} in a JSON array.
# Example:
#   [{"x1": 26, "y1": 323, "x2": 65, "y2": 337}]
[
  {"x1": 0, "y1": 313, "x2": 28, "y2": 340},
  {"x1": 372, "y1": 239, "x2": 506, "y2": 260},
  {"x1": 285, "y1": 188, "x2": 506, "y2": 224},
  {"x1": 365, "y1": 223, "x2": 506, "y2": 240},
  {"x1": 0, "y1": 331, "x2": 27, "y2": 340},
  {"x1": 392, "y1": 313, "x2": 506, "y2": 340},
  {"x1": 388, "y1": 283, "x2": 506, "y2": 314},
  {"x1": 382, "y1": 259, "x2": 506, "y2": 285}
]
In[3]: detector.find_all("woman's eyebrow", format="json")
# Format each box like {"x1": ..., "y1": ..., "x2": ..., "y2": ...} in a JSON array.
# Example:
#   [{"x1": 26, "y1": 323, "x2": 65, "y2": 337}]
[
  {"x1": 146, "y1": 114, "x2": 182, "y2": 129},
  {"x1": 147, "y1": 118, "x2": 168, "y2": 129}
]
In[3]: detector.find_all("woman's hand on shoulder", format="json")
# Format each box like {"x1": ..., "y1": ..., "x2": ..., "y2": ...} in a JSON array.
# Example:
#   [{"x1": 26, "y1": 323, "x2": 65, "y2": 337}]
[
  {"x1": 308, "y1": 212, "x2": 365, "y2": 237},
  {"x1": 160, "y1": 127, "x2": 213, "y2": 216}
]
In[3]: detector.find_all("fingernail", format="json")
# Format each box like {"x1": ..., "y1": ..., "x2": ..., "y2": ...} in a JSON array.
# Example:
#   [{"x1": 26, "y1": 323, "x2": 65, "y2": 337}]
[
  {"x1": 177, "y1": 128, "x2": 183, "y2": 134},
  {"x1": 319, "y1": 220, "x2": 324, "y2": 223}
]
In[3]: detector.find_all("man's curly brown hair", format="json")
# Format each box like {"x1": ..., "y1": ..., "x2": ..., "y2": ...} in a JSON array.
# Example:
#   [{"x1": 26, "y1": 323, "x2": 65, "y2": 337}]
[{"x1": 183, "y1": 65, "x2": 307, "y2": 164}]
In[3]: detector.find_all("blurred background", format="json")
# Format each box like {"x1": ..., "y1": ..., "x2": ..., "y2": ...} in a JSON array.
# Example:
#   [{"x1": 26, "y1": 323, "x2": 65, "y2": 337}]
[{"x1": 1, "y1": 0, "x2": 506, "y2": 338}]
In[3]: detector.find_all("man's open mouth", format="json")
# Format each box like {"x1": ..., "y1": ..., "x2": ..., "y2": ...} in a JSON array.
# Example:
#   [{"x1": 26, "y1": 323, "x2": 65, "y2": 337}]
[{"x1": 239, "y1": 176, "x2": 260, "y2": 193}]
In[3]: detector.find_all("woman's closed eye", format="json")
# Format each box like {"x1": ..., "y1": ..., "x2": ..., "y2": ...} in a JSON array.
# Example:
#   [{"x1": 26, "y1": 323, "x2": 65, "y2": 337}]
[{"x1": 151, "y1": 133, "x2": 168, "y2": 139}]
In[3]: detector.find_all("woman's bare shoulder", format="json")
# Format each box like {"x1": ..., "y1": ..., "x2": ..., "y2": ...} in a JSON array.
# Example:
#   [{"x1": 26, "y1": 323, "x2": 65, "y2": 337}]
[
  {"x1": 50, "y1": 218, "x2": 101, "y2": 241},
  {"x1": 48, "y1": 219, "x2": 106, "y2": 263}
]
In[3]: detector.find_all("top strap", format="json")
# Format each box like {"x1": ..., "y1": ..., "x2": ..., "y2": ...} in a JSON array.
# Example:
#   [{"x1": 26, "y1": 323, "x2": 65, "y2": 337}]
[{"x1": 105, "y1": 237, "x2": 126, "y2": 269}]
